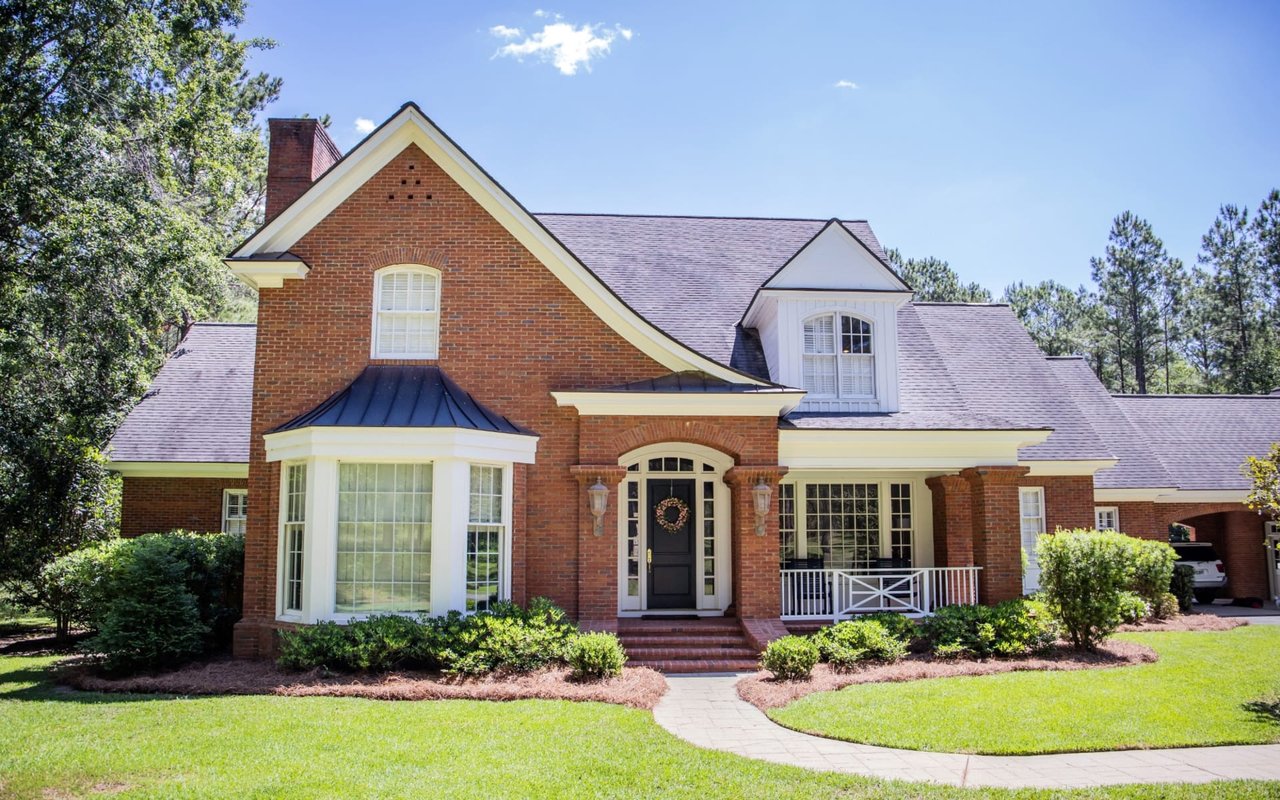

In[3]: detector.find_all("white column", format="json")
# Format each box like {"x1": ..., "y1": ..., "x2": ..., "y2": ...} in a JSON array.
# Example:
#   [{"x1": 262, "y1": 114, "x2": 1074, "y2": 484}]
[
  {"x1": 431, "y1": 458, "x2": 470, "y2": 614},
  {"x1": 305, "y1": 457, "x2": 338, "y2": 623}
]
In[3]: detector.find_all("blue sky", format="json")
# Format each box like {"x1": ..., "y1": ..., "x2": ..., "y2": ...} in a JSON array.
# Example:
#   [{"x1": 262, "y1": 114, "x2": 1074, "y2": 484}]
[{"x1": 240, "y1": 1, "x2": 1280, "y2": 295}]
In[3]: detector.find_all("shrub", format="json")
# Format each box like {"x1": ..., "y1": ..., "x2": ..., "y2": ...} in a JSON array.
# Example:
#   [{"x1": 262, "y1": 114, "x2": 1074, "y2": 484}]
[
  {"x1": 449, "y1": 613, "x2": 575, "y2": 675},
  {"x1": 278, "y1": 622, "x2": 360, "y2": 672},
  {"x1": 760, "y1": 635, "x2": 819, "y2": 680},
  {"x1": 1115, "y1": 591, "x2": 1150, "y2": 624},
  {"x1": 1170, "y1": 564, "x2": 1196, "y2": 613},
  {"x1": 568, "y1": 632, "x2": 626, "y2": 679},
  {"x1": 860, "y1": 612, "x2": 918, "y2": 644},
  {"x1": 1126, "y1": 538, "x2": 1178, "y2": 610},
  {"x1": 82, "y1": 530, "x2": 244, "y2": 674},
  {"x1": 1153, "y1": 592, "x2": 1180, "y2": 620},
  {"x1": 34, "y1": 541, "x2": 118, "y2": 640},
  {"x1": 1036, "y1": 529, "x2": 1132, "y2": 650},
  {"x1": 923, "y1": 599, "x2": 1058, "y2": 658},
  {"x1": 812, "y1": 619, "x2": 907, "y2": 669}
]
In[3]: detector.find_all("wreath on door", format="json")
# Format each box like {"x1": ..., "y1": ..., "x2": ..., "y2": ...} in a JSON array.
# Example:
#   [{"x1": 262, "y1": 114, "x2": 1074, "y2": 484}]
[{"x1": 654, "y1": 496, "x2": 690, "y2": 533}]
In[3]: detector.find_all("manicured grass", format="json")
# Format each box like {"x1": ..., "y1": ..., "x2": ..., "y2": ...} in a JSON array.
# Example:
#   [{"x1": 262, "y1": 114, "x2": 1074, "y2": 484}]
[
  {"x1": 771, "y1": 626, "x2": 1280, "y2": 755},
  {"x1": 0, "y1": 655, "x2": 1276, "y2": 799}
]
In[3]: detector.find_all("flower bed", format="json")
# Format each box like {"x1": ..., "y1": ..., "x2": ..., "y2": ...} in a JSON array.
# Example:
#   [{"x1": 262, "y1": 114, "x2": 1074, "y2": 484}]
[
  {"x1": 738, "y1": 638, "x2": 1158, "y2": 711},
  {"x1": 61, "y1": 658, "x2": 667, "y2": 709}
]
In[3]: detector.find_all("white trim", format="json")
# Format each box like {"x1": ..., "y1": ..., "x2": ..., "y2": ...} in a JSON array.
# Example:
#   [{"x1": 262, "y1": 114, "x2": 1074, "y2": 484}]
[
  {"x1": 1094, "y1": 505, "x2": 1120, "y2": 532},
  {"x1": 1092, "y1": 488, "x2": 1174, "y2": 502},
  {"x1": 109, "y1": 461, "x2": 248, "y2": 478},
  {"x1": 1020, "y1": 459, "x2": 1118, "y2": 476},
  {"x1": 779, "y1": 428, "x2": 1052, "y2": 470},
  {"x1": 232, "y1": 104, "x2": 762, "y2": 385},
  {"x1": 551, "y1": 390, "x2": 804, "y2": 417},
  {"x1": 221, "y1": 489, "x2": 248, "y2": 535},
  {"x1": 225, "y1": 259, "x2": 308, "y2": 291},
  {"x1": 262, "y1": 426, "x2": 538, "y2": 465},
  {"x1": 370, "y1": 265, "x2": 441, "y2": 360},
  {"x1": 1153, "y1": 489, "x2": 1250, "y2": 504}
]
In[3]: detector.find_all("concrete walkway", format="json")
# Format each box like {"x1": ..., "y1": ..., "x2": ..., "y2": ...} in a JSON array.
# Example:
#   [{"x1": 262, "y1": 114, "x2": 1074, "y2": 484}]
[{"x1": 652, "y1": 674, "x2": 1280, "y2": 789}]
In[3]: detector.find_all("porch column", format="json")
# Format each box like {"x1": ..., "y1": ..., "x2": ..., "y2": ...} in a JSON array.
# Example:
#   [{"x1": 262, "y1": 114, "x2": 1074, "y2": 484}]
[
  {"x1": 925, "y1": 474, "x2": 973, "y2": 567},
  {"x1": 725, "y1": 465, "x2": 788, "y2": 648},
  {"x1": 570, "y1": 465, "x2": 629, "y2": 632},
  {"x1": 1223, "y1": 511, "x2": 1268, "y2": 599},
  {"x1": 961, "y1": 465, "x2": 1029, "y2": 604}
]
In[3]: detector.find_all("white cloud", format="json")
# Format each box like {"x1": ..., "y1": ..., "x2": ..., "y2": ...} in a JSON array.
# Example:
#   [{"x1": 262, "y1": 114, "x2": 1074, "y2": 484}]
[
  {"x1": 533, "y1": 8, "x2": 549, "y2": 17},
  {"x1": 489, "y1": 24, "x2": 522, "y2": 39},
  {"x1": 492, "y1": 18, "x2": 632, "y2": 76},
  {"x1": 354, "y1": 117, "x2": 376, "y2": 134},
  {"x1": 834, "y1": 80, "x2": 859, "y2": 90}
]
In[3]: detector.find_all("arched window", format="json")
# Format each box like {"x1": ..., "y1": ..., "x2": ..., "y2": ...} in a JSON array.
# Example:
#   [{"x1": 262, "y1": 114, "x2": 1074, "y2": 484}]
[
  {"x1": 372, "y1": 266, "x2": 440, "y2": 359},
  {"x1": 802, "y1": 313, "x2": 874, "y2": 398}
]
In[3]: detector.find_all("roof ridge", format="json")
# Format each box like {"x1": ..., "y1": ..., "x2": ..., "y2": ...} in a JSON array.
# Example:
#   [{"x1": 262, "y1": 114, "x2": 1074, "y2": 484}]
[
  {"x1": 191, "y1": 321, "x2": 256, "y2": 327},
  {"x1": 532, "y1": 211, "x2": 870, "y2": 223},
  {"x1": 1112, "y1": 393, "x2": 1280, "y2": 400},
  {"x1": 910, "y1": 301, "x2": 1011, "y2": 308}
]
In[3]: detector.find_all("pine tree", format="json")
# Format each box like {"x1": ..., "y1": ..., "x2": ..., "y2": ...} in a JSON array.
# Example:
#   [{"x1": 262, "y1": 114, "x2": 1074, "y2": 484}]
[{"x1": 1198, "y1": 204, "x2": 1276, "y2": 393}]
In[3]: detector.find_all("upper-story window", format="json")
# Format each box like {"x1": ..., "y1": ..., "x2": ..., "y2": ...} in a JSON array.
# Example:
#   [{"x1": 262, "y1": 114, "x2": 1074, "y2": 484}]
[
  {"x1": 801, "y1": 313, "x2": 875, "y2": 398},
  {"x1": 372, "y1": 266, "x2": 440, "y2": 359}
]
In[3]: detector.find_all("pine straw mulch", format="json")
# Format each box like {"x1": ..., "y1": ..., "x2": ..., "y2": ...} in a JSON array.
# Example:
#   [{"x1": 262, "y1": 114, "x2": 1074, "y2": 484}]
[
  {"x1": 1116, "y1": 612, "x2": 1246, "y2": 633},
  {"x1": 738, "y1": 639, "x2": 1159, "y2": 711},
  {"x1": 59, "y1": 659, "x2": 667, "y2": 709}
]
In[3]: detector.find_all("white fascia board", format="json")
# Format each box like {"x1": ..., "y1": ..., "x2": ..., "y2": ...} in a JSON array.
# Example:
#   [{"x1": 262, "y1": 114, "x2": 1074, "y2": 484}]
[
  {"x1": 263, "y1": 426, "x2": 539, "y2": 465},
  {"x1": 742, "y1": 289, "x2": 912, "y2": 329},
  {"x1": 233, "y1": 106, "x2": 760, "y2": 385},
  {"x1": 1153, "y1": 489, "x2": 1249, "y2": 504},
  {"x1": 109, "y1": 461, "x2": 249, "y2": 479},
  {"x1": 779, "y1": 428, "x2": 1051, "y2": 470},
  {"x1": 224, "y1": 260, "x2": 308, "y2": 290},
  {"x1": 551, "y1": 391, "x2": 806, "y2": 417},
  {"x1": 1019, "y1": 458, "x2": 1119, "y2": 476}
]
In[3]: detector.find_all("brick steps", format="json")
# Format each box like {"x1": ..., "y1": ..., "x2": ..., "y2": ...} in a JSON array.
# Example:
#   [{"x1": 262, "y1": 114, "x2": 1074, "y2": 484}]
[{"x1": 618, "y1": 617, "x2": 761, "y2": 673}]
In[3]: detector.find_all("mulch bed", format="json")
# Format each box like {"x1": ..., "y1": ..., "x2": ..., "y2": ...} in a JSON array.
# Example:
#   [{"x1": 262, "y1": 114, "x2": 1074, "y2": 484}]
[
  {"x1": 738, "y1": 639, "x2": 1159, "y2": 711},
  {"x1": 59, "y1": 659, "x2": 668, "y2": 709},
  {"x1": 1116, "y1": 613, "x2": 1246, "y2": 633}
]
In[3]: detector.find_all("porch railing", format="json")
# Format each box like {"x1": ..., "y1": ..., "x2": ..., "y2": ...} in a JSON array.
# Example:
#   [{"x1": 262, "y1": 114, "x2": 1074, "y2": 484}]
[{"x1": 780, "y1": 566, "x2": 981, "y2": 620}]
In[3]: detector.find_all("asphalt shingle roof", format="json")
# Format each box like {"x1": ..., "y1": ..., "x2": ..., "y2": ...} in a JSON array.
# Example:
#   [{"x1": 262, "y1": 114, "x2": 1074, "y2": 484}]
[
  {"x1": 107, "y1": 323, "x2": 255, "y2": 463},
  {"x1": 1114, "y1": 394, "x2": 1280, "y2": 490}
]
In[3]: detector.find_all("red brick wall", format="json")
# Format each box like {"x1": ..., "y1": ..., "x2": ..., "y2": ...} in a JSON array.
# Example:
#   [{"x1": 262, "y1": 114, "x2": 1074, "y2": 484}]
[
  {"x1": 962, "y1": 466, "x2": 1029, "y2": 604},
  {"x1": 120, "y1": 477, "x2": 247, "y2": 537},
  {"x1": 239, "y1": 144, "x2": 761, "y2": 655},
  {"x1": 1019, "y1": 475, "x2": 1094, "y2": 532},
  {"x1": 926, "y1": 475, "x2": 971, "y2": 567}
]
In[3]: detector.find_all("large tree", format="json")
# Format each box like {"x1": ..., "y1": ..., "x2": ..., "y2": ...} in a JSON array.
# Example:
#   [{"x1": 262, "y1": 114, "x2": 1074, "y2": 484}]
[
  {"x1": 885, "y1": 249, "x2": 993, "y2": 303},
  {"x1": 0, "y1": 0, "x2": 278, "y2": 588},
  {"x1": 1089, "y1": 212, "x2": 1184, "y2": 394},
  {"x1": 1198, "y1": 204, "x2": 1276, "y2": 393},
  {"x1": 1002, "y1": 280, "x2": 1092, "y2": 356}
]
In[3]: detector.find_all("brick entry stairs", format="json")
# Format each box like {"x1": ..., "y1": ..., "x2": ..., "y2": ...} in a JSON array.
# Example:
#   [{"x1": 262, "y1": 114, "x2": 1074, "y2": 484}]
[{"x1": 618, "y1": 617, "x2": 760, "y2": 673}]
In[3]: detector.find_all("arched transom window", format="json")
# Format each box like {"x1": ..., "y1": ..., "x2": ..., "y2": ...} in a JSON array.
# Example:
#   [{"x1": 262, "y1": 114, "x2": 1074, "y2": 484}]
[
  {"x1": 802, "y1": 313, "x2": 875, "y2": 398},
  {"x1": 372, "y1": 266, "x2": 440, "y2": 359}
]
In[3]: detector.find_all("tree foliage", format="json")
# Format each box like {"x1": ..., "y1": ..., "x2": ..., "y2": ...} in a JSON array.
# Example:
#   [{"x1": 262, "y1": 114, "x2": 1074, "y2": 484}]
[
  {"x1": 885, "y1": 248, "x2": 993, "y2": 303},
  {"x1": 1243, "y1": 442, "x2": 1280, "y2": 521},
  {"x1": 0, "y1": 0, "x2": 278, "y2": 588}
]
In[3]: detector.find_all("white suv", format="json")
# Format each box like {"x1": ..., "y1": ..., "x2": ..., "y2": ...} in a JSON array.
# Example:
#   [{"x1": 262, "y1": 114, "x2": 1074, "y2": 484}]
[{"x1": 1171, "y1": 542, "x2": 1228, "y2": 604}]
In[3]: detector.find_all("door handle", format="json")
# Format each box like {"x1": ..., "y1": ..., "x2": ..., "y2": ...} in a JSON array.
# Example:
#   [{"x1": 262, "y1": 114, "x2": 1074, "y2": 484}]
[{"x1": 646, "y1": 548, "x2": 653, "y2": 572}]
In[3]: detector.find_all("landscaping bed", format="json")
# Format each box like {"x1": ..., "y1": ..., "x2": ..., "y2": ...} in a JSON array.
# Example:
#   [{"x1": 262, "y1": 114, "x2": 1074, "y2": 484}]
[
  {"x1": 1116, "y1": 613, "x2": 1244, "y2": 632},
  {"x1": 61, "y1": 658, "x2": 667, "y2": 708},
  {"x1": 740, "y1": 638, "x2": 1157, "y2": 710}
]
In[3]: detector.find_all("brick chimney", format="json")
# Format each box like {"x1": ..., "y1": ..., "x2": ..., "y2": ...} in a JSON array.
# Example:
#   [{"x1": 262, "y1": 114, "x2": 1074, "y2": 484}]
[{"x1": 265, "y1": 118, "x2": 343, "y2": 222}]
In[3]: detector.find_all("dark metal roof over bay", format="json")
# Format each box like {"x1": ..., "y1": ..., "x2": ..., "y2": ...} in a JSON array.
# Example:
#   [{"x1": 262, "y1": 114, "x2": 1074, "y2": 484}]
[{"x1": 271, "y1": 365, "x2": 535, "y2": 436}]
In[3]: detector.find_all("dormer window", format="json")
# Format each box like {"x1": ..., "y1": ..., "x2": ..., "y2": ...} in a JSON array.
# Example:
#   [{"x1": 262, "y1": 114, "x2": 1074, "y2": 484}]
[
  {"x1": 373, "y1": 266, "x2": 440, "y2": 359},
  {"x1": 802, "y1": 313, "x2": 875, "y2": 398}
]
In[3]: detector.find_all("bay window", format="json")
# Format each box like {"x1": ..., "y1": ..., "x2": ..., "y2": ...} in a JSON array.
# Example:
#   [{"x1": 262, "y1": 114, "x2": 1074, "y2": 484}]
[{"x1": 335, "y1": 463, "x2": 433, "y2": 614}]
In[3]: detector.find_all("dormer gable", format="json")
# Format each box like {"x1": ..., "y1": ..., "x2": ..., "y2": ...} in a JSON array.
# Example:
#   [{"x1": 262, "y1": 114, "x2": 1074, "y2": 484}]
[{"x1": 743, "y1": 220, "x2": 913, "y2": 413}]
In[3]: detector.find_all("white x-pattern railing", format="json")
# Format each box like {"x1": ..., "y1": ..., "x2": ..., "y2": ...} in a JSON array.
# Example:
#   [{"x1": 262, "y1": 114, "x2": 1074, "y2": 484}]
[{"x1": 780, "y1": 566, "x2": 982, "y2": 620}]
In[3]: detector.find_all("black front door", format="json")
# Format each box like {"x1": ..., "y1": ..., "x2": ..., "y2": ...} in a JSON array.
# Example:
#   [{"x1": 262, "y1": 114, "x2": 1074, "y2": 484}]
[{"x1": 647, "y1": 478, "x2": 696, "y2": 609}]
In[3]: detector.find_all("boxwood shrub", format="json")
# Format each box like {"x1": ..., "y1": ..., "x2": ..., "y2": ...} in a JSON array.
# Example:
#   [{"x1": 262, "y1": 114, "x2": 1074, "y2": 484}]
[
  {"x1": 568, "y1": 632, "x2": 627, "y2": 680},
  {"x1": 760, "y1": 635, "x2": 819, "y2": 680},
  {"x1": 811, "y1": 619, "x2": 907, "y2": 670},
  {"x1": 923, "y1": 598, "x2": 1058, "y2": 658}
]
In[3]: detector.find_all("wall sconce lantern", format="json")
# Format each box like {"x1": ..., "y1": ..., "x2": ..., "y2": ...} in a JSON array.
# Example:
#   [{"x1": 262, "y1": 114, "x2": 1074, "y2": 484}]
[
  {"x1": 587, "y1": 479, "x2": 609, "y2": 536},
  {"x1": 752, "y1": 479, "x2": 773, "y2": 536}
]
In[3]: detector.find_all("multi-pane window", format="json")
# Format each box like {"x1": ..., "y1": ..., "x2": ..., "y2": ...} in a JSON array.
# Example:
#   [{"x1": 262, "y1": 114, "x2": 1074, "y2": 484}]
[
  {"x1": 373, "y1": 268, "x2": 439, "y2": 358},
  {"x1": 625, "y1": 480, "x2": 641, "y2": 597},
  {"x1": 1094, "y1": 506, "x2": 1119, "y2": 532},
  {"x1": 222, "y1": 489, "x2": 247, "y2": 536},
  {"x1": 1020, "y1": 488, "x2": 1046, "y2": 540},
  {"x1": 806, "y1": 483, "x2": 880, "y2": 569},
  {"x1": 282, "y1": 465, "x2": 306, "y2": 614},
  {"x1": 466, "y1": 465, "x2": 505, "y2": 612},
  {"x1": 702, "y1": 480, "x2": 716, "y2": 597},
  {"x1": 778, "y1": 483, "x2": 796, "y2": 564},
  {"x1": 335, "y1": 463, "x2": 432, "y2": 614},
  {"x1": 888, "y1": 483, "x2": 912, "y2": 562},
  {"x1": 801, "y1": 313, "x2": 874, "y2": 398}
]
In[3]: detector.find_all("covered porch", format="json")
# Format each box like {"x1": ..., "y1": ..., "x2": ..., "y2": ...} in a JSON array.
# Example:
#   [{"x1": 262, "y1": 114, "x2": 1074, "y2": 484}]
[{"x1": 780, "y1": 564, "x2": 981, "y2": 620}]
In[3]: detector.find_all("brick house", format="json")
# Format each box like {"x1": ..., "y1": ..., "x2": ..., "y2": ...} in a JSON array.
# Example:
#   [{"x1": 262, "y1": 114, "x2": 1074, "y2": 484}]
[{"x1": 108, "y1": 104, "x2": 1280, "y2": 668}]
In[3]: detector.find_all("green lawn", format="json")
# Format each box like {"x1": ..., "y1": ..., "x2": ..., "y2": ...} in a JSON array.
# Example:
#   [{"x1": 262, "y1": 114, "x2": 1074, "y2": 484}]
[
  {"x1": 771, "y1": 626, "x2": 1280, "y2": 755},
  {"x1": 1, "y1": 656, "x2": 1277, "y2": 798}
]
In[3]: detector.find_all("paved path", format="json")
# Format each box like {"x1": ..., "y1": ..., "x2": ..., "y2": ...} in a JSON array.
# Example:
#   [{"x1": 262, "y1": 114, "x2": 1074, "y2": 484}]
[{"x1": 652, "y1": 674, "x2": 1280, "y2": 789}]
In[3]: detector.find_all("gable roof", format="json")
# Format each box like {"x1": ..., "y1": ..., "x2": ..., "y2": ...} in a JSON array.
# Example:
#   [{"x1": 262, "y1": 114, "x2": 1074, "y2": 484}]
[
  {"x1": 229, "y1": 104, "x2": 769, "y2": 386},
  {"x1": 107, "y1": 324, "x2": 255, "y2": 463},
  {"x1": 273, "y1": 365, "x2": 535, "y2": 436},
  {"x1": 760, "y1": 218, "x2": 911, "y2": 292},
  {"x1": 1114, "y1": 394, "x2": 1280, "y2": 490}
]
